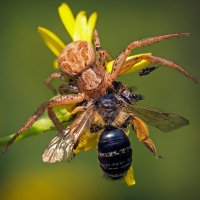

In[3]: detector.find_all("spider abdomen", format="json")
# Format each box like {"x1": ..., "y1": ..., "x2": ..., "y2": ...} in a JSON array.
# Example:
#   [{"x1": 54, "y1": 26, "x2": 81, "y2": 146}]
[
  {"x1": 98, "y1": 127, "x2": 132, "y2": 180},
  {"x1": 58, "y1": 41, "x2": 95, "y2": 77}
]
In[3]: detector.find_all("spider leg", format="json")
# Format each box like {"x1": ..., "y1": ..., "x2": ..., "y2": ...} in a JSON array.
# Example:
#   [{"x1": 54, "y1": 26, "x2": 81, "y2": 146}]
[
  {"x1": 93, "y1": 29, "x2": 113, "y2": 69},
  {"x1": 47, "y1": 107, "x2": 64, "y2": 133},
  {"x1": 47, "y1": 105, "x2": 85, "y2": 133},
  {"x1": 119, "y1": 54, "x2": 197, "y2": 83},
  {"x1": 110, "y1": 33, "x2": 191, "y2": 81},
  {"x1": 93, "y1": 29, "x2": 101, "y2": 51},
  {"x1": 132, "y1": 116, "x2": 163, "y2": 158},
  {"x1": 3, "y1": 93, "x2": 86, "y2": 152},
  {"x1": 44, "y1": 72, "x2": 66, "y2": 95},
  {"x1": 59, "y1": 84, "x2": 78, "y2": 95},
  {"x1": 100, "y1": 50, "x2": 113, "y2": 67}
]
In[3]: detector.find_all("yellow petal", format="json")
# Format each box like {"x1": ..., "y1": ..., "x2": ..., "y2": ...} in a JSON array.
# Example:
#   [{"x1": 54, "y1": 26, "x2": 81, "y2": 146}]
[
  {"x1": 87, "y1": 12, "x2": 97, "y2": 43},
  {"x1": 73, "y1": 11, "x2": 87, "y2": 41},
  {"x1": 73, "y1": 132, "x2": 100, "y2": 154},
  {"x1": 53, "y1": 59, "x2": 58, "y2": 69},
  {"x1": 124, "y1": 165, "x2": 136, "y2": 186},
  {"x1": 38, "y1": 27, "x2": 65, "y2": 57},
  {"x1": 80, "y1": 13, "x2": 87, "y2": 40},
  {"x1": 106, "y1": 53, "x2": 152, "y2": 74},
  {"x1": 58, "y1": 3, "x2": 75, "y2": 40}
]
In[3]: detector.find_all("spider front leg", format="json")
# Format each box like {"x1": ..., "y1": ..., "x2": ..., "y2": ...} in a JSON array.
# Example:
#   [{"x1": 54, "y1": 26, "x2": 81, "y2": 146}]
[
  {"x1": 3, "y1": 93, "x2": 86, "y2": 152},
  {"x1": 44, "y1": 72, "x2": 66, "y2": 95},
  {"x1": 93, "y1": 29, "x2": 113, "y2": 69},
  {"x1": 132, "y1": 116, "x2": 163, "y2": 158},
  {"x1": 59, "y1": 84, "x2": 78, "y2": 95},
  {"x1": 45, "y1": 73, "x2": 77, "y2": 95},
  {"x1": 110, "y1": 33, "x2": 191, "y2": 81},
  {"x1": 119, "y1": 54, "x2": 197, "y2": 83}
]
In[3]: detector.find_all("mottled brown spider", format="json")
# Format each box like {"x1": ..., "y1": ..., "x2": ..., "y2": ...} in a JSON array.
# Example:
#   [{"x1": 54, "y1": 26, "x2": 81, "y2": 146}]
[{"x1": 3, "y1": 30, "x2": 197, "y2": 151}]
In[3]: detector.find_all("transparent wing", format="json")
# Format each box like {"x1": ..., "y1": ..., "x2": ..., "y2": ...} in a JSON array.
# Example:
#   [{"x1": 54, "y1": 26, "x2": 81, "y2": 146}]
[
  {"x1": 42, "y1": 106, "x2": 94, "y2": 163},
  {"x1": 129, "y1": 106, "x2": 189, "y2": 132}
]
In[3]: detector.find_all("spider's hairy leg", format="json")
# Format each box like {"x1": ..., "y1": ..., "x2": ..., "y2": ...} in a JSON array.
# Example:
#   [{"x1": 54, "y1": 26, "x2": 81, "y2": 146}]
[
  {"x1": 2, "y1": 93, "x2": 86, "y2": 152},
  {"x1": 93, "y1": 29, "x2": 113, "y2": 69},
  {"x1": 59, "y1": 84, "x2": 78, "y2": 95},
  {"x1": 101, "y1": 50, "x2": 113, "y2": 65},
  {"x1": 132, "y1": 116, "x2": 162, "y2": 158},
  {"x1": 47, "y1": 107, "x2": 64, "y2": 133},
  {"x1": 93, "y1": 29, "x2": 101, "y2": 51},
  {"x1": 47, "y1": 105, "x2": 85, "y2": 133},
  {"x1": 44, "y1": 72, "x2": 66, "y2": 95},
  {"x1": 110, "y1": 33, "x2": 191, "y2": 81},
  {"x1": 120, "y1": 54, "x2": 197, "y2": 83}
]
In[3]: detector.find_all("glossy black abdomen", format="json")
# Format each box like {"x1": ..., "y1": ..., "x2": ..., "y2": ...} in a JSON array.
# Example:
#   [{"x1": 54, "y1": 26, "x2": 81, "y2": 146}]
[{"x1": 98, "y1": 127, "x2": 132, "y2": 180}]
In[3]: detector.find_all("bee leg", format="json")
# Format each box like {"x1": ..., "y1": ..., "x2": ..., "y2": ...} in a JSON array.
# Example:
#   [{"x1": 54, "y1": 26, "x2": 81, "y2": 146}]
[
  {"x1": 132, "y1": 116, "x2": 162, "y2": 158},
  {"x1": 142, "y1": 138, "x2": 163, "y2": 159},
  {"x1": 44, "y1": 72, "x2": 66, "y2": 95},
  {"x1": 93, "y1": 29, "x2": 113, "y2": 70},
  {"x1": 110, "y1": 33, "x2": 191, "y2": 81},
  {"x1": 3, "y1": 93, "x2": 86, "y2": 152},
  {"x1": 70, "y1": 106, "x2": 85, "y2": 116}
]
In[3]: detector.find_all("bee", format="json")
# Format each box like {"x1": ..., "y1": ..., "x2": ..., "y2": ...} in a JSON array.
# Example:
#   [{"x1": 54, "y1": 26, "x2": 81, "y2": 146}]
[
  {"x1": 42, "y1": 81, "x2": 189, "y2": 181},
  {"x1": 3, "y1": 30, "x2": 196, "y2": 151}
]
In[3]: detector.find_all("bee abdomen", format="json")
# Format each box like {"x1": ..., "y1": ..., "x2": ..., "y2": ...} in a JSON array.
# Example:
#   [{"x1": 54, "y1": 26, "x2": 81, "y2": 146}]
[{"x1": 98, "y1": 127, "x2": 132, "y2": 180}]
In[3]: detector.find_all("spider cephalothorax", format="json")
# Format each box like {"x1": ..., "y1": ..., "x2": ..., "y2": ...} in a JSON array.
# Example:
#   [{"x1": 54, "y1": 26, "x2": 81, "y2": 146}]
[{"x1": 3, "y1": 30, "x2": 197, "y2": 151}]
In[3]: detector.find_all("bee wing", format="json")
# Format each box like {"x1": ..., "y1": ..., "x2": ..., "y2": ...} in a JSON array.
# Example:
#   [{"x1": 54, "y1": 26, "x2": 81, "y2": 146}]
[
  {"x1": 42, "y1": 106, "x2": 95, "y2": 163},
  {"x1": 129, "y1": 105, "x2": 189, "y2": 132}
]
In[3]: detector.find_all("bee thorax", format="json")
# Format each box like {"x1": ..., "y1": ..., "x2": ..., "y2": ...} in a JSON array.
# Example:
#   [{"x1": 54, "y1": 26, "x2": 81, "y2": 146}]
[{"x1": 96, "y1": 95, "x2": 120, "y2": 122}]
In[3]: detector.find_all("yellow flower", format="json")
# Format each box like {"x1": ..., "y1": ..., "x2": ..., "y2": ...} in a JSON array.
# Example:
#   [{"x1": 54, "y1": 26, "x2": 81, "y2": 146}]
[
  {"x1": 38, "y1": 2, "x2": 150, "y2": 74},
  {"x1": 38, "y1": 3, "x2": 97, "y2": 69}
]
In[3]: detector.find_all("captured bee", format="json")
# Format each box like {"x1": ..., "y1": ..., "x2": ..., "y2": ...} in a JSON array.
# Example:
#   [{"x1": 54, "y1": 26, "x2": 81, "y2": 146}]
[
  {"x1": 3, "y1": 28, "x2": 197, "y2": 152},
  {"x1": 42, "y1": 82, "x2": 189, "y2": 184}
]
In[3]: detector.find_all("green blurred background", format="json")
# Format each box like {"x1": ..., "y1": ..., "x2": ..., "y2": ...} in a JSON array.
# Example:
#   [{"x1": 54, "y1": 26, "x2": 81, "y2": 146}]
[{"x1": 0, "y1": 0, "x2": 199, "y2": 200}]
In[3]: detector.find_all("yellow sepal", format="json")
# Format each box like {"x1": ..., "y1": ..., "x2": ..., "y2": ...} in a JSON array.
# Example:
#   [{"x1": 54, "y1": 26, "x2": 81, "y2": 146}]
[
  {"x1": 37, "y1": 27, "x2": 65, "y2": 57},
  {"x1": 58, "y1": 3, "x2": 75, "y2": 40},
  {"x1": 73, "y1": 132, "x2": 100, "y2": 154},
  {"x1": 124, "y1": 165, "x2": 136, "y2": 186},
  {"x1": 106, "y1": 53, "x2": 152, "y2": 74}
]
